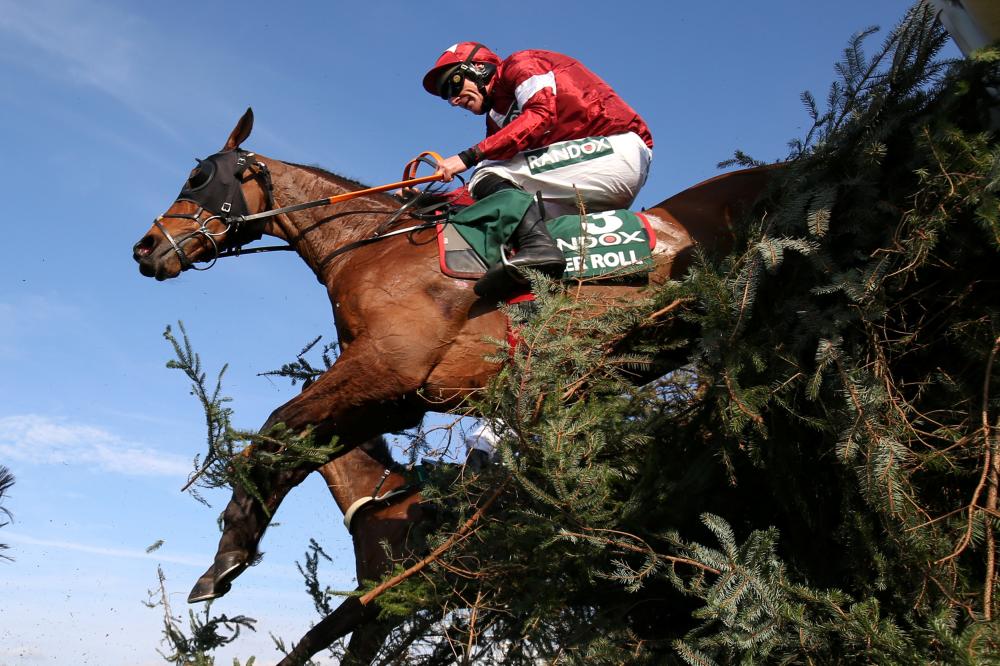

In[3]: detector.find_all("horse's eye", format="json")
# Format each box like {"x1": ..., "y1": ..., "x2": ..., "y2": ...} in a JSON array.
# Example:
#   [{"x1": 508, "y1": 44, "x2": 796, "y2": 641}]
[{"x1": 185, "y1": 159, "x2": 215, "y2": 191}]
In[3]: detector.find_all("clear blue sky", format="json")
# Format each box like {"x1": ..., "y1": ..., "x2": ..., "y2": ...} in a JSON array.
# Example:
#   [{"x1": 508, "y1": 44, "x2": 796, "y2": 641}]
[{"x1": 0, "y1": 1, "x2": 950, "y2": 663}]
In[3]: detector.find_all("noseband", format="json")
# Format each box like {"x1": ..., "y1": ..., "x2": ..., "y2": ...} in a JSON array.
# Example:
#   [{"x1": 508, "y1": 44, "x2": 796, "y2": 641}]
[{"x1": 153, "y1": 150, "x2": 274, "y2": 271}]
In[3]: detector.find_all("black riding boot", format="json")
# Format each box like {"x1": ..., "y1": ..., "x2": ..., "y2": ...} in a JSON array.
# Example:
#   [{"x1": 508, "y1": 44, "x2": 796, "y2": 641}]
[{"x1": 474, "y1": 198, "x2": 566, "y2": 299}]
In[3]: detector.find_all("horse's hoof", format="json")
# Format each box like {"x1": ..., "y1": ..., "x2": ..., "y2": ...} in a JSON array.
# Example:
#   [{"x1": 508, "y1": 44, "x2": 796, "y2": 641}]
[
  {"x1": 187, "y1": 550, "x2": 248, "y2": 603},
  {"x1": 187, "y1": 577, "x2": 232, "y2": 603}
]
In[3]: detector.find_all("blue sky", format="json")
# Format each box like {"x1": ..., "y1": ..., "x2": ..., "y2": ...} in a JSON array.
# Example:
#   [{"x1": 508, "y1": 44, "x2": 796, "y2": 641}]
[{"x1": 0, "y1": 1, "x2": 951, "y2": 663}]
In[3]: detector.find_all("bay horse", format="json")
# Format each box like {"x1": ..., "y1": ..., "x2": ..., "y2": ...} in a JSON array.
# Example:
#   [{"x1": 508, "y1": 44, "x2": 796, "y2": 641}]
[
  {"x1": 281, "y1": 440, "x2": 427, "y2": 666},
  {"x1": 132, "y1": 108, "x2": 776, "y2": 608}
]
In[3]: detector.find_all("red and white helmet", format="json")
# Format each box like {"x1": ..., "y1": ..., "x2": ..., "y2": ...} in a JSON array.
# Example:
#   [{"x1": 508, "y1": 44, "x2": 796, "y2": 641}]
[{"x1": 422, "y1": 42, "x2": 502, "y2": 98}]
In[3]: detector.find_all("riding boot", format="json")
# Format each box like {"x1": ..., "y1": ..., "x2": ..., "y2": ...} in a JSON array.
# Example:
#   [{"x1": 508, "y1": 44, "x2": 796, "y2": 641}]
[{"x1": 474, "y1": 197, "x2": 566, "y2": 299}]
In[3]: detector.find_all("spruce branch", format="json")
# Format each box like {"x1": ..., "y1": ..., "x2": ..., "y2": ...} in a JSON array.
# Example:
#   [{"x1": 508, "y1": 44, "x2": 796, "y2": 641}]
[
  {"x1": 559, "y1": 527, "x2": 721, "y2": 576},
  {"x1": 359, "y1": 477, "x2": 508, "y2": 606},
  {"x1": 937, "y1": 335, "x2": 999, "y2": 570},
  {"x1": 0, "y1": 465, "x2": 13, "y2": 561},
  {"x1": 145, "y1": 566, "x2": 256, "y2": 665}
]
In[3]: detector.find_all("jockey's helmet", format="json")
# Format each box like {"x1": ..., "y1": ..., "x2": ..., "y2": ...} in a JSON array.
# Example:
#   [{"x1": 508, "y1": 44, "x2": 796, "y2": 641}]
[{"x1": 422, "y1": 42, "x2": 501, "y2": 99}]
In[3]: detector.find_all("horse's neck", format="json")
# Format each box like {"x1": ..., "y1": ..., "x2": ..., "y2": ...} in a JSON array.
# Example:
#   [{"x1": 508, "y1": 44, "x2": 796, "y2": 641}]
[
  {"x1": 318, "y1": 448, "x2": 396, "y2": 516},
  {"x1": 263, "y1": 158, "x2": 398, "y2": 286}
]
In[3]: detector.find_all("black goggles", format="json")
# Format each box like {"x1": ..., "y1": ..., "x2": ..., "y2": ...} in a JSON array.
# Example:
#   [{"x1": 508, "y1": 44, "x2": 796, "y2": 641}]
[
  {"x1": 175, "y1": 150, "x2": 252, "y2": 218},
  {"x1": 185, "y1": 158, "x2": 216, "y2": 192},
  {"x1": 438, "y1": 66, "x2": 467, "y2": 99}
]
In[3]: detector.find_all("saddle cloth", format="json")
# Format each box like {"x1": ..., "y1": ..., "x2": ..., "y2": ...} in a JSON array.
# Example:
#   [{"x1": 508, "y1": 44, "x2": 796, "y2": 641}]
[{"x1": 436, "y1": 189, "x2": 655, "y2": 281}]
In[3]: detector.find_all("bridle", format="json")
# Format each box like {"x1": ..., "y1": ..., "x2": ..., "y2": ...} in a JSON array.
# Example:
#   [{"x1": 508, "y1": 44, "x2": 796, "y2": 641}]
[
  {"x1": 153, "y1": 150, "x2": 274, "y2": 271},
  {"x1": 152, "y1": 150, "x2": 447, "y2": 272}
]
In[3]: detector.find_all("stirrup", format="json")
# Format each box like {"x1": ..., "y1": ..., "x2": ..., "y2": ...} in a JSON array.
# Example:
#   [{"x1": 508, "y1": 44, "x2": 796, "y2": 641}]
[{"x1": 474, "y1": 258, "x2": 527, "y2": 300}]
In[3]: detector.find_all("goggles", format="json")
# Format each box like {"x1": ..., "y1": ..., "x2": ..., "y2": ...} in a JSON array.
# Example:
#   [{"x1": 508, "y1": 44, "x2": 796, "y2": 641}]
[
  {"x1": 175, "y1": 150, "x2": 252, "y2": 218},
  {"x1": 438, "y1": 66, "x2": 467, "y2": 100}
]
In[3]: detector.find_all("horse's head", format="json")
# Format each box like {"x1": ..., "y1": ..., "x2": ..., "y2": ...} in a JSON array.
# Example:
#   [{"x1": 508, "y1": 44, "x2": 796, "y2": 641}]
[{"x1": 133, "y1": 108, "x2": 272, "y2": 280}]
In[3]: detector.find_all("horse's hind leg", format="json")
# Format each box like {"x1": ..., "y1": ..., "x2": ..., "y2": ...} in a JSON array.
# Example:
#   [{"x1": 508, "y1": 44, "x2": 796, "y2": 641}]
[
  {"x1": 275, "y1": 594, "x2": 387, "y2": 666},
  {"x1": 187, "y1": 341, "x2": 430, "y2": 603},
  {"x1": 342, "y1": 619, "x2": 395, "y2": 666}
]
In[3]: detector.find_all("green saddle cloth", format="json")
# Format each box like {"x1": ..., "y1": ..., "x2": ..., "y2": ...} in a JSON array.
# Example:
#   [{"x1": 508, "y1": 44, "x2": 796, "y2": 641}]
[{"x1": 450, "y1": 190, "x2": 654, "y2": 280}]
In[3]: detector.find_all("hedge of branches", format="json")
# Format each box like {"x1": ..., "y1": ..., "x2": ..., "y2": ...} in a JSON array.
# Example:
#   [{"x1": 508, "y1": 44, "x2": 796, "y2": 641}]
[{"x1": 360, "y1": 8, "x2": 1000, "y2": 664}]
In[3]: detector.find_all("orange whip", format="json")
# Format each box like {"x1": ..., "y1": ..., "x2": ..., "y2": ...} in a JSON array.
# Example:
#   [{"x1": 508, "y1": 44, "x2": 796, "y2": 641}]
[{"x1": 232, "y1": 151, "x2": 446, "y2": 224}]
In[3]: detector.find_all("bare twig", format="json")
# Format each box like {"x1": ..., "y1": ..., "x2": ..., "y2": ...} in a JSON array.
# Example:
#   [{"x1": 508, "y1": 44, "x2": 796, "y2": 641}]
[
  {"x1": 937, "y1": 337, "x2": 1000, "y2": 584},
  {"x1": 561, "y1": 527, "x2": 721, "y2": 576},
  {"x1": 464, "y1": 590, "x2": 484, "y2": 666},
  {"x1": 644, "y1": 298, "x2": 693, "y2": 324},
  {"x1": 981, "y1": 336, "x2": 1000, "y2": 619},
  {"x1": 180, "y1": 460, "x2": 216, "y2": 492}
]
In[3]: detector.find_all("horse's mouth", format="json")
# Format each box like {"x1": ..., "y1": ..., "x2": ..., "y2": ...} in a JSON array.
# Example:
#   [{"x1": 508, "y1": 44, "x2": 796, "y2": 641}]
[
  {"x1": 136, "y1": 260, "x2": 173, "y2": 281},
  {"x1": 135, "y1": 249, "x2": 183, "y2": 281},
  {"x1": 140, "y1": 263, "x2": 175, "y2": 281}
]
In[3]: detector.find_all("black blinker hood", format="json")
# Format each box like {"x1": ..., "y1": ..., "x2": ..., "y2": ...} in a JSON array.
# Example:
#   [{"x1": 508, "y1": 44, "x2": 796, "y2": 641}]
[{"x1": 176, "y1": 150, "x2": 253, "y2": 218}]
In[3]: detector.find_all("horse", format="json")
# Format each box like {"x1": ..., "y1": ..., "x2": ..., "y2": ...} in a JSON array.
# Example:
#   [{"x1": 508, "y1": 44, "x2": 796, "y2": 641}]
[
  {"x1": 132, "y1": 108, "x2": 776, "y2": 608},
  {"x1": 279, "y1": 440, "x2": 427, "y2": 666}
]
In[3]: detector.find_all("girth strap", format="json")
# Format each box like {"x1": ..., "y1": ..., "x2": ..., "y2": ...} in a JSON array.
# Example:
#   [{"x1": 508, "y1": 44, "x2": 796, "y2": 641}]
[{"x1": 342, "y1": 485, "x2": 417, "y2": 534}]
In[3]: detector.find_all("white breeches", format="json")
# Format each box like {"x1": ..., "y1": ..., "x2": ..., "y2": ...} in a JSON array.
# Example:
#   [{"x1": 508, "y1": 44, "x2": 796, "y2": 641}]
[{"x1": 468, "y1": 131, "x2": 653, "y2": 217}]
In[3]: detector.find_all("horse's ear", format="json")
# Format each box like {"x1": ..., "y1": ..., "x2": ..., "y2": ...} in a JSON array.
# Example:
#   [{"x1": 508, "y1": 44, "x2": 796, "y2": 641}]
[{"x1": 223, "y1": 107, "x2": 254, "y2": 151}]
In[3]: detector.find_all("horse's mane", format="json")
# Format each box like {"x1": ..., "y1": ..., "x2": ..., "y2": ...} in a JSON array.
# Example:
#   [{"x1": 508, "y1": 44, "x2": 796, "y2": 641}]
[{"x1": 282, "y1": 161, "x2": 402, "y2": 205}]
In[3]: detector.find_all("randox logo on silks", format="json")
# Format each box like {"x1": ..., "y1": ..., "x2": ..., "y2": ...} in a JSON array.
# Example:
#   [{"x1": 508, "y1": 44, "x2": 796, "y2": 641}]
[{"x1": 524, "y1": 137, "x2": 615, "y2": 174}]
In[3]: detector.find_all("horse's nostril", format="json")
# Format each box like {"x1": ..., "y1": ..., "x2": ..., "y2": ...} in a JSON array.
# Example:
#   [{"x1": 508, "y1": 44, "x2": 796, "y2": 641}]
[{"x1": 133, "y1": 235, "x2": 156, "y2": 259}]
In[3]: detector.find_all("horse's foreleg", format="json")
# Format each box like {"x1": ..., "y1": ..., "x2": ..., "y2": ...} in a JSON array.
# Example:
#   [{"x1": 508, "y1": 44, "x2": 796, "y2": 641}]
[
  {"x1": 188, "y1": 341, "x2": 431, "y2": 603},
  {"x1": 188, "y1": 464, "x2": 311, "y2": 603}
]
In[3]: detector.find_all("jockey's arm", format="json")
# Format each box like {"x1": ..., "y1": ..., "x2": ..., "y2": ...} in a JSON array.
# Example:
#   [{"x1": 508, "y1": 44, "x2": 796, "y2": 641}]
[{"x1": 434, "y1": 154, "x2": 470, "y2": 183}]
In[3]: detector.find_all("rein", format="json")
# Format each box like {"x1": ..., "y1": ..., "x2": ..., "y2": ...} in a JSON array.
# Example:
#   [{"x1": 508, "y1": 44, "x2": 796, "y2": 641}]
[
  {"x1": 234, "y1": 172, "x2": 443, "y2": 226},
  {"x1": 217, "y1": 216, "x2": 438, "y2": 262},
  {"x1": 157, "y1": 151, "x2": 447, "y2": 269}
]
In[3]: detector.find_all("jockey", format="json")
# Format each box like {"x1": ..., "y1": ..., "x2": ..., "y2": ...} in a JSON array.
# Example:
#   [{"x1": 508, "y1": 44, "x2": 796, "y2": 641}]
[{"x1": 424, "y1": 42, "x2": 654, "y2": 297}]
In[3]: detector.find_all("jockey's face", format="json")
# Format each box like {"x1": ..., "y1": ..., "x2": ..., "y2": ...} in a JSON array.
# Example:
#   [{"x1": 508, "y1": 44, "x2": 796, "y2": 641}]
[{"x1": 449, "y1": 78, "x2": 488, "y2": 115}]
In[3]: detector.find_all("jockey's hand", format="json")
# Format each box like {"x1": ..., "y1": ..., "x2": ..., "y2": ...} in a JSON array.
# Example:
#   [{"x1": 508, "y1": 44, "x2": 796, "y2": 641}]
[
  {"x1": 394, "y1": 186, "x2": 421, "y2": 201},
  {"x1": 434, "y1": 155, "x2": 469, "y2": 183}
]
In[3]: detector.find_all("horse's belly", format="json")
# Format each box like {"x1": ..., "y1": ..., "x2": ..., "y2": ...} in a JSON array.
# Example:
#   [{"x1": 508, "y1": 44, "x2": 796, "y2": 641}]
[{"x1": 422, "y1": 309, "x2": 506, "y2": 406}]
